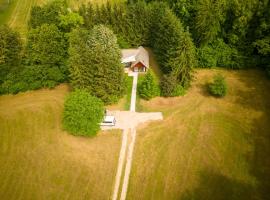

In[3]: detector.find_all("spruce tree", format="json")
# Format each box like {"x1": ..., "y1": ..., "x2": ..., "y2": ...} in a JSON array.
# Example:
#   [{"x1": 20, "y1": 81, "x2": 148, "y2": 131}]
[
  {"x1": 69, "y1": 25, "x2": 125, "y2": 104},
  {"x1": 138, "y1": 70, "x2": 160, "y2": 100}
]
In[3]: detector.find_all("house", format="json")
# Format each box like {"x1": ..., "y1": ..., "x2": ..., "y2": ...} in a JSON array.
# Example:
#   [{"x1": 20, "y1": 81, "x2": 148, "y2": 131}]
[{"x1": 121, "y1": 46, "x2": 149, "y2": 72}]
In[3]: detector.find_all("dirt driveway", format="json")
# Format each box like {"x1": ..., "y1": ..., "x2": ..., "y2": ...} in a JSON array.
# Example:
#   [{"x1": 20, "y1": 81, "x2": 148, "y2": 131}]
[{"x1": 101, "y1": 110, "x2": 163, "y2": 130}]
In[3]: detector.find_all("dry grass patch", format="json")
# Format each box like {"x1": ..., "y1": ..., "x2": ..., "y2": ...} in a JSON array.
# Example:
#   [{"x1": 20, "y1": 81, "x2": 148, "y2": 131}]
[
  {"x1": 127, "y1": 69, "x2": 270, "y2": 200},
  {"x1": 0, "y1": 84, "x2": 121, "y2": 200}
]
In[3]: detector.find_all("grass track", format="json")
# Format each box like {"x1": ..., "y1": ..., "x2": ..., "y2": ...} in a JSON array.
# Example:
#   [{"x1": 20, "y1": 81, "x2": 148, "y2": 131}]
[
  {"x1": 0, "y1": 84, "x2": 121, "y2": 200},
  {"x1": 127, "y1": 69, "x2": 270, "y2": 200}
]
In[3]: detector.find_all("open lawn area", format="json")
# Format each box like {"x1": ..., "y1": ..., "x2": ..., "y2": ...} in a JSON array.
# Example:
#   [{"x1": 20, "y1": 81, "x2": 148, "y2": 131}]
[
  {"x1": 0, "y1": 84, "x2": 121, "y2": 200},
  {"x1": 127, "y1": 69, "x2": 270, "y2": 200}
]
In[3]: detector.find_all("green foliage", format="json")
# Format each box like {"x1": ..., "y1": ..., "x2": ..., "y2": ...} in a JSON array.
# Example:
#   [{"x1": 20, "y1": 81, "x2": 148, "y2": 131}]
[
  {"x1": 150, "y1": 3, "x2": 197, "y2": 87},
  {"x1": 198, "y1": 39, "x2": 243, "y2": 69},
  {"x1": 125, "y1": 1, "x2": 152, "y2": 46},
  {"x1": 0, "y1": 25, "x2": 22, "y2": 67},
  {"x1": 59, "y1": 12, "x2": 84, "y2": 32},
  {"x1": 208, "y1": 74, "x2": 227, "y2": 97},
  {"x1": 172, "y1": 84, "x2": 186, "y2": 96},
  {"x1": 68, "y1": 25, "x2": 125, "y2": 104},
  {"x1": 29, "y1": 0, "x2": 68, "y2": 29},
  {"x1": 26, "y1": 24, "x2": 67, "y2": 66},
  {"x1": 161, "y1": 74, "x2": 185, "y2": 97},
  {"x1": 117, "y1": 35, "x2": 131, "y2": 48},
  {"x1": 253, "y1": 37, "x2": 270, "y2": 56},
  {"x1": 138, "y1": 70, "x2": 160, "y2": 100},
  {"x1": 197, "y1": 45, "x2": 217, "y2": 68},
  {"x1": 62, "y1": 89, "x2": 104, "y2": 136},
  {"x1": 78, "y1": 2, "x2": 196, "y2": 89},
  {"x1": 0, "y1": 65, "x2": 66, "y2": 94},
  {"x1": 194, "y1": 0, "x2": 227, "y2": 45}
]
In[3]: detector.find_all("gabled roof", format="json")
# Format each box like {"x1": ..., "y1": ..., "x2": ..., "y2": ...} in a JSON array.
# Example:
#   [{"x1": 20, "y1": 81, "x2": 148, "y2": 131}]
[{"x1": 121, "y1": 46, "x2": 149, "y2": 68}]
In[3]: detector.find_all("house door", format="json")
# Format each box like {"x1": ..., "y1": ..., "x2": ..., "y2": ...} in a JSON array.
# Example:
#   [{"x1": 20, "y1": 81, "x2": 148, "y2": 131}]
[{"x1": 134, "y1": 67, "x2": 138, "y2": 72}]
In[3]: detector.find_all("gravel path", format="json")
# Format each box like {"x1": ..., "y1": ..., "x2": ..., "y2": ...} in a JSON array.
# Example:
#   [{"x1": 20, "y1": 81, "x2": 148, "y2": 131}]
[
  {"x1": 120, "y1": 128, "x2": 136, "y2": 200},
  {"x1": 107, "y1": 72, "x2": 163, "y2": 200},
  {"x1": 112, "y1": 129, "x2": 128, "y2": 200}
]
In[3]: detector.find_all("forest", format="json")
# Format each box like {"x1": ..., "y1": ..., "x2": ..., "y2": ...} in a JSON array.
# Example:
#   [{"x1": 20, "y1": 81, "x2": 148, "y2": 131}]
[{"x1": 0, "y1": 0, "x2": 269, "y2": 98}]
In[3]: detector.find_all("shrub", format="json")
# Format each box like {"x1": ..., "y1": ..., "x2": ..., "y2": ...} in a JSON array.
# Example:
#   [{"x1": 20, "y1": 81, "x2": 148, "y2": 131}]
[
  {"x1": 138, "y1": 70, "x2": 160, "y2": 100},
  {"x1": 0, "y1": 65, "x2": 66, "y2": 94},
  {"x1": 172, "y1": 84, "x2": 186, "y2": 96},
  {"x1": 208, "y1": 74, "x2": 227, "y2": 97},
  {"x1": 62, "y1": 89, "x2": 104, "y2": 136}
]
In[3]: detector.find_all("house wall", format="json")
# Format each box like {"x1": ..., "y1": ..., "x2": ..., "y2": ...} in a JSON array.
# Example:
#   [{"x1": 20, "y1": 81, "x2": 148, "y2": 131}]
[{"x1": 132, "y1": 62, "x2": 147, "y2": 72}]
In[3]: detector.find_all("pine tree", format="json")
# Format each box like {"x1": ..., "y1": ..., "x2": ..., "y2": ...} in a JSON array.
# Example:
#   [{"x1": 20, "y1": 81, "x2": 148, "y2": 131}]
[
  {"x1": 150, "y1": 3, "x2": 196, "y2": 87},
  {"x1": 68, "y1": 25, "x2": 125, "y2": 104},
  {"x1": 194, "y1": 0, "x2": 227, "y2": 46},
  {"x1": 138, "y1": 70, "x2": 160, "y2": 100}
]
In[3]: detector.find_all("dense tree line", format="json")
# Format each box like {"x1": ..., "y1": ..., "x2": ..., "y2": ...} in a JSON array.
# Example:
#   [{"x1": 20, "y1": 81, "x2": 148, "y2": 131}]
[
  {"x1": 137, "y1": 0, "x2": 270, "y2": 74},
  {"x1": 0, "y1": 0, "x2": 71, "y2": 94},
  {"x1": 79, "y1": 1, "x2": 196, "y2": 94},
  {"x1": 0, "y1": 0, "x2": 269, "y2": 97}
]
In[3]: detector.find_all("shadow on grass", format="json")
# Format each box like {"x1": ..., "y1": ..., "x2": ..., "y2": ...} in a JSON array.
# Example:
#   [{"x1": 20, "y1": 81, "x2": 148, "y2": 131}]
[
  {"x1": 228, "y1": 70, "x2": 270, "y2": 200},
  {"x1": 181, "y1": 169, "x2": 257, "y2": 200},
  {"x1": 183, "y1": 70, "x2": 270, "y2": 200}
]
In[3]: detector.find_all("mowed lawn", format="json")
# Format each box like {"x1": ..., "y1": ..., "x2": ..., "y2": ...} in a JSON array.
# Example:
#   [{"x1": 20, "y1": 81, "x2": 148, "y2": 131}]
[
  {"x1": 0, "y1": 0, "x2": 47, "y2": 34},
  {"x1": 127, "y1": 69, "x2": 270, "y2": 200},
  {"x1": 0, "y1": 84, "x2": 121, "y2": 200}
]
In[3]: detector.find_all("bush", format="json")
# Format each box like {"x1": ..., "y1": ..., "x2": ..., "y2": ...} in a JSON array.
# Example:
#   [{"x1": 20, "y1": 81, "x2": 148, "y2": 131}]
[
  {"x1": 208, "y1": 74, "x2": 227, "y2": 97},
  {"x1": 0, "y1": 65, "x2": 66, "y2": 94},
  {"x1": 138, "y1": 70, "x2": 160, "y2": 100},
  {"x1": 172, "y1": 84, "x2": 186, "y2": 96},
  {"x1": 62, "y1": 89, "x2": 104, "y2": 136}
]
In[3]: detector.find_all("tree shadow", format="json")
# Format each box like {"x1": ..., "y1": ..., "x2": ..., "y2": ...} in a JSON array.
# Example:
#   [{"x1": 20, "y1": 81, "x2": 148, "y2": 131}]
[
  {"x1": 181, "y1": 169, "x2": 257, "y2": 200},
  {"x1": 227, "y1": 70, "x2": 270, "y2": 200},
  {"x1": 182, "y1": 70, "x2": 270, "y2": 200}
]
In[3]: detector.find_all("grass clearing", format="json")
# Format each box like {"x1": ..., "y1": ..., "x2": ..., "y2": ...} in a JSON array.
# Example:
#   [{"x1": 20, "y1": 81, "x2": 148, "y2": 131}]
[
  {"x1": 127, "y1": 69, "x2": 270, "y2": 200},
  {"x1": 0, "y1": 84, "x2": 121, "y2": 200}
]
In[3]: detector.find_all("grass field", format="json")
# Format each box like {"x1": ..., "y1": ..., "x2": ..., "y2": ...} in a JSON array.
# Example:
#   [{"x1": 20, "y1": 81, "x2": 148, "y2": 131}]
[
  {"x1": 127, "y1": 69, "x2": 270, "y2": 200},
  {"x1": 0, "y1": 84, "x2": 121, "y2": 200}
]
